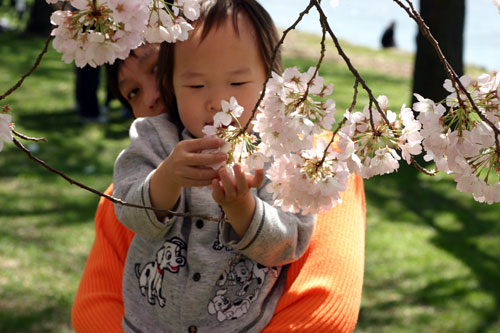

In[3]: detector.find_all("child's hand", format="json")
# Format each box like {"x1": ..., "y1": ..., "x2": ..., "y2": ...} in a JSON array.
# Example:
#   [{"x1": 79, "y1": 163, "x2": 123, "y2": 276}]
[
  {"x1": 211, "y1": 164, "x2": 264, "y2": 237},
  {"x1": 150, "y1": 137, "x2": 227, "y2": 217},
  {"x1": 163, "y1": 137, "x2": 228, "y2": 188}
]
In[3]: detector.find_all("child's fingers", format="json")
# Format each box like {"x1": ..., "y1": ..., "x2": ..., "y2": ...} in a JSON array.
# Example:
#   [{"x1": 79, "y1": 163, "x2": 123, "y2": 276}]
[
  {"x1": 247, "y1": 169, "x2": 264, "y2": 188},
  {"x1": 183, "y1": 137, "x2": 226, "y2": 152},
  {"x1": 186, "y1": 151, "x2": 227, "y2": 166},
  {"x1": 234, "y1": 164, "x2": 248, "y2": 194},
  {"x1": 211, "y1": 178, "x2": 225, "y2": 202},
  {"x1": 218, "y1": 166, "x2": 236, "y2": 198},
  {"x1": 180, "y1": 166, "x2": 219, "y2": 180}
]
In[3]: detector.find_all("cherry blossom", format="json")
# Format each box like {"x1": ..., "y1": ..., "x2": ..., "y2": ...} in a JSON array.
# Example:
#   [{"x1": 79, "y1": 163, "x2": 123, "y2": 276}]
[
  {"x1": 203, "y1": 98, "x2": 266, "y2": 172},
  {"x1": 414, "y1": 72, "x2": 500, "y2": 203},
  {"x1": 214, "y1": 97, "x2": 244, "y2": 127},
  {"x1": 48, "y1": 0, "x2": 201, "y2": 67},
  {"x1": 254, "y1": 67, "x2": 336, "y2": 158},
  {"x1": 265, "y1": 141, "x2": 350, "y2": 215},
  {"x1": 337, "y1": 95, "x2": 422, "y2": 178}
]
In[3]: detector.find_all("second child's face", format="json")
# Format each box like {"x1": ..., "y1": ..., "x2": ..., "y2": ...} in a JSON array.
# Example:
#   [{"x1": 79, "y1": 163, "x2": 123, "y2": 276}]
[
  {"x1": 118, "y1": 44, "x2": 166, "y2": 118},
  {"x1": 172, "y1": 15, "x2": 267, "y2": 138}
]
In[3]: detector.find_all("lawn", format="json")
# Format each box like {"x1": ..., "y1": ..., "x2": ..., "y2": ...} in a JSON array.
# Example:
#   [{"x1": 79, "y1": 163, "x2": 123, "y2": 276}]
[{"x1": 0, "y1": 31, "x2": 499, "y2": 333}]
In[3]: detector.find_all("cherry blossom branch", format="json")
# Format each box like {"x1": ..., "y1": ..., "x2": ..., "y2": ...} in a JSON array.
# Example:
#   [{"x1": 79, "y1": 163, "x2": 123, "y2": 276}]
[
  {"x1": 317, "y1": 79, "x2": 358, "y2": 170},
  {"x1": 311, "y1": 0, "x2": 392, "y2": 129},
  {"x1": 348, "y1": 79, "x2": 360, "y2": 114},
  {"x1": 0, "y1": 35, "x2": 53, "y2": 102},
  {"x1": 393, "y1": 0, "x2": 500, "y2": 155},
  {"x1": 297, "y1": 23, "x2": 327, "y2": 107},
  {"x1": 313, "y1": 0, "x2": 437, "y2": 177},
  {"x1": 12, "y1": 136, "x2": 227, "y2": 223},
  {"x1": 241, "y1": 0, "x2": 316, "y2": 133}
]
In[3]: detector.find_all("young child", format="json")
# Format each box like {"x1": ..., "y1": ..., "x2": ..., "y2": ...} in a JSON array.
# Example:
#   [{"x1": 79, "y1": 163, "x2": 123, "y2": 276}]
[
  {"x1": 112, "y1": 0, "x2": 316, "y2": 331},
  {"x1": 73, "y1": 40, "x2": 365, "y2": 333}
]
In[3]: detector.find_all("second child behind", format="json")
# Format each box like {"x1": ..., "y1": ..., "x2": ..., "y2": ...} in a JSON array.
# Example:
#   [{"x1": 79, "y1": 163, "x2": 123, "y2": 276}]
[{"x1": 113, "y1": 0, "x2": 316, "y2": 332}]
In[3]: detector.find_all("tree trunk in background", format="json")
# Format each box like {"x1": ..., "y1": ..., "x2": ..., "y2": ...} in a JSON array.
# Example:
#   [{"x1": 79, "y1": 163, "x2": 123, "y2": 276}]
[
  {"x1": 25, "y1": 0, "x2": 53, "y2": 35},
  {"x1": 412, "y1": 0, "x2": 465, "y2": 104}
]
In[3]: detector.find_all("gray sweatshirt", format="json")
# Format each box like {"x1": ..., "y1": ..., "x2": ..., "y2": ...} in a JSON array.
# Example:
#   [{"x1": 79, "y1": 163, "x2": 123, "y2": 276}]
[{"x1": 113, "y1": 114, "x2": 316, "y2": 333}]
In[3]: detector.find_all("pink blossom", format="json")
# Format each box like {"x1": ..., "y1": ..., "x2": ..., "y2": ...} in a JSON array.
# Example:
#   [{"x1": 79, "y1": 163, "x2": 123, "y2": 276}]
[{"x1": 266, "y1": 146, "x2": 350, "y2": 214}]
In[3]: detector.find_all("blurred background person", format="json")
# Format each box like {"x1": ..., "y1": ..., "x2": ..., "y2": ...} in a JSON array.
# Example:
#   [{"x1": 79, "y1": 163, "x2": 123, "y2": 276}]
[{"x1": 381, "y1": 21, "x2": 396, "y2": 48}]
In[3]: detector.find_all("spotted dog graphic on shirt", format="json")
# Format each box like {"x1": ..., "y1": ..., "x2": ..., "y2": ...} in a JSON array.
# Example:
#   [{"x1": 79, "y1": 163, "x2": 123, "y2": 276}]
[
  {"x1": 135, "y1": 237, "x2": 187, "y2": 307},
  {"x1": 208, "y1": 257, "x2": 277, "y2": 322}
]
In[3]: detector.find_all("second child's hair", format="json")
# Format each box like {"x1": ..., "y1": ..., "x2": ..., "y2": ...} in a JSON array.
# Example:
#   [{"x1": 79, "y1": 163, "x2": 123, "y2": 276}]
[
  {"x1": 106, "y1": 58, "x2": 132, "y2": 112},
  {"x1": 157, "y1": 0, "x2": 283, "y2": 129}
]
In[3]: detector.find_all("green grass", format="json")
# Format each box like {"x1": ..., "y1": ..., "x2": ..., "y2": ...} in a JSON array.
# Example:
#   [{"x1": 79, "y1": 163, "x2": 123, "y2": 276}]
[
  {"x1": 1, "y1": 31, "x2": 499, "y2": 333},
  {"x1": 0, "y1": 32, "x2": 133, "y2": 332}
]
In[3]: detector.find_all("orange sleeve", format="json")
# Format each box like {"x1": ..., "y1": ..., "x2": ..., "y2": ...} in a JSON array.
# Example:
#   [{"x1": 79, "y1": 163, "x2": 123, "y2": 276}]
[
  {"x1": 264, "y1": 134, "x2": 366, "y2": 332},
  {"x1": 72, "y1": 184, "x2": 134, "y2": 332}
]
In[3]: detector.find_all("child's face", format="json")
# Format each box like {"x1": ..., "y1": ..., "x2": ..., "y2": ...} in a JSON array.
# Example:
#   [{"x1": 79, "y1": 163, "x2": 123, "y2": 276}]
[
  {"x1": 118, "y1": 44, "x2": 166, "y2": 118},
  {"x1": 172, "y1": 14, "x2": 267, "y2": 138}
]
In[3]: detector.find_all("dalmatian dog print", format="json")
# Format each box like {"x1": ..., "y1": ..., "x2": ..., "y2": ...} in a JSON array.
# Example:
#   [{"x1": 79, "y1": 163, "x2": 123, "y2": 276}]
[
  {"x1": 135, "y1": 237, "x2": 187, "y2": 307},
  {"x1": 207, "y1": 289, "x2": 251, "y2": 322},
  {"x1": 209, "y1": 257, "x2": 278, "y2": 322}
]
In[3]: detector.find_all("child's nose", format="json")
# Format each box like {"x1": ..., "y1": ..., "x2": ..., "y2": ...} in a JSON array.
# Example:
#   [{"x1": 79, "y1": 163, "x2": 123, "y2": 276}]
[
  {"x1": 145, "y1": 87, "x2": 160, "y2": 110},
  {"x1": 206, "y1": 89, "x2": 227, "y2": 113}
]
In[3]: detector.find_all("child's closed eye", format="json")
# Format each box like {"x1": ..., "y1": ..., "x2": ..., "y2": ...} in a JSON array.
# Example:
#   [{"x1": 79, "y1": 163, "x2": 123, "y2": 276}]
[
  {"x1": 231, "y1": 82, "x2": 248, "y2": 86},
  {"x1": 188, "y1": 85, "x2": 204, "y2": 89}
]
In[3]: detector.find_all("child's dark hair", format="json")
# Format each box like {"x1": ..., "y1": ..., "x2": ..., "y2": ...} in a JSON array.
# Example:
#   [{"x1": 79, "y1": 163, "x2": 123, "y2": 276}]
[{"x1": 157, "y1": 0, "x2": 283, "y2": 129}]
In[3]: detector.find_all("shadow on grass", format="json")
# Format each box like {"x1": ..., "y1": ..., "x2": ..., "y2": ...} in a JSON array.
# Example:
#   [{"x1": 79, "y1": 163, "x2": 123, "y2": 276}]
[
  {"x1": 0, "y1": 185, "x2": 99, "y2": 223},
  {"x1": 2, "y1": 108, "x2": 131, "y2": 177},
  {"x1": 362, "y1": 164, "x2": 500, "y2": 331},
  {"x1": 0, "y1": 300, "x2": 72, "y2": 333}
]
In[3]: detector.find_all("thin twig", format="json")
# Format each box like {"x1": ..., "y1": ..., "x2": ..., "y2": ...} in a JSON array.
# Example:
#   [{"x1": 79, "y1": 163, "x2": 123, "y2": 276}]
[
  {"x1": 318, "y1": 79, "x2": 359, "y2": 168},
  {"x1": 296, "y1": 24, "x2": 328, "y2": 107},
  {"x1": 241, "y1": 0, "x2": 316, "y2": 133},
  {"x1": 11, "y1": 127, "x2": 48, "y2": 142},
  {"x1": 311, "y1": 0, "x2": 393, "y2": 130},
  {"x1": 12, "y1": 137, "x2": 226, "y2": 223},
  {"x1": 368, "y1": 99, "x2": 377, "y2": 134},
  {"x1": 348, "y1": 79, "x2": 360, "y2": 113},
  {"x1": 393, "y1": 0, "x2": 500, "y2": 155},
  {"x1": 411, "y1": 158, "x2": 436, "y2": 176},
  {"x1": 0, "y1": 35, "x2": 54, "y2": 102}
]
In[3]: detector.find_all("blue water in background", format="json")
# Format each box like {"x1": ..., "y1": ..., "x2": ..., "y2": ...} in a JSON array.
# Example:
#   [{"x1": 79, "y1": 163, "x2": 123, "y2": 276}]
[{"x1": 261, "y1": 0, "x2": 500, "y2": 71}]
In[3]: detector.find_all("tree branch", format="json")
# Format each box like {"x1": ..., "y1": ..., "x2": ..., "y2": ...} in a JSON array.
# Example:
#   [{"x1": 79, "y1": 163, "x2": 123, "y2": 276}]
[
  {"x1": 11, "y1": 127, "x2": 48, "y2": 142},
  {"x1": 311, "y1": 0, "x2": 394, "y2": 131},
  {"x1": 241, "y1": 0, "x2": 316, "y2": 133},
  {"x1": 0, "y1": 35, "x2": 53, "y2": 102},
  {"x1": 12, "y1": 137, "x2": 226, "y2": 223},
  {"x1": 393, "y1": 0, "x2": 500, "y2": 155}
]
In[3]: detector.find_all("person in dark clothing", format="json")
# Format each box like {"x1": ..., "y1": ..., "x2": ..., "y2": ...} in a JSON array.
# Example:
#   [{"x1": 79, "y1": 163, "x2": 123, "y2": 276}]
[
  {"x1": 381, "y1": 21, "x2": 396, "y2": 48},
  {"x1": 75, "y1": 65, "x2": 103, "y2": 122},
  {"x1": 75, "y1": 65, "x2": 117, "y2": 123}
]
